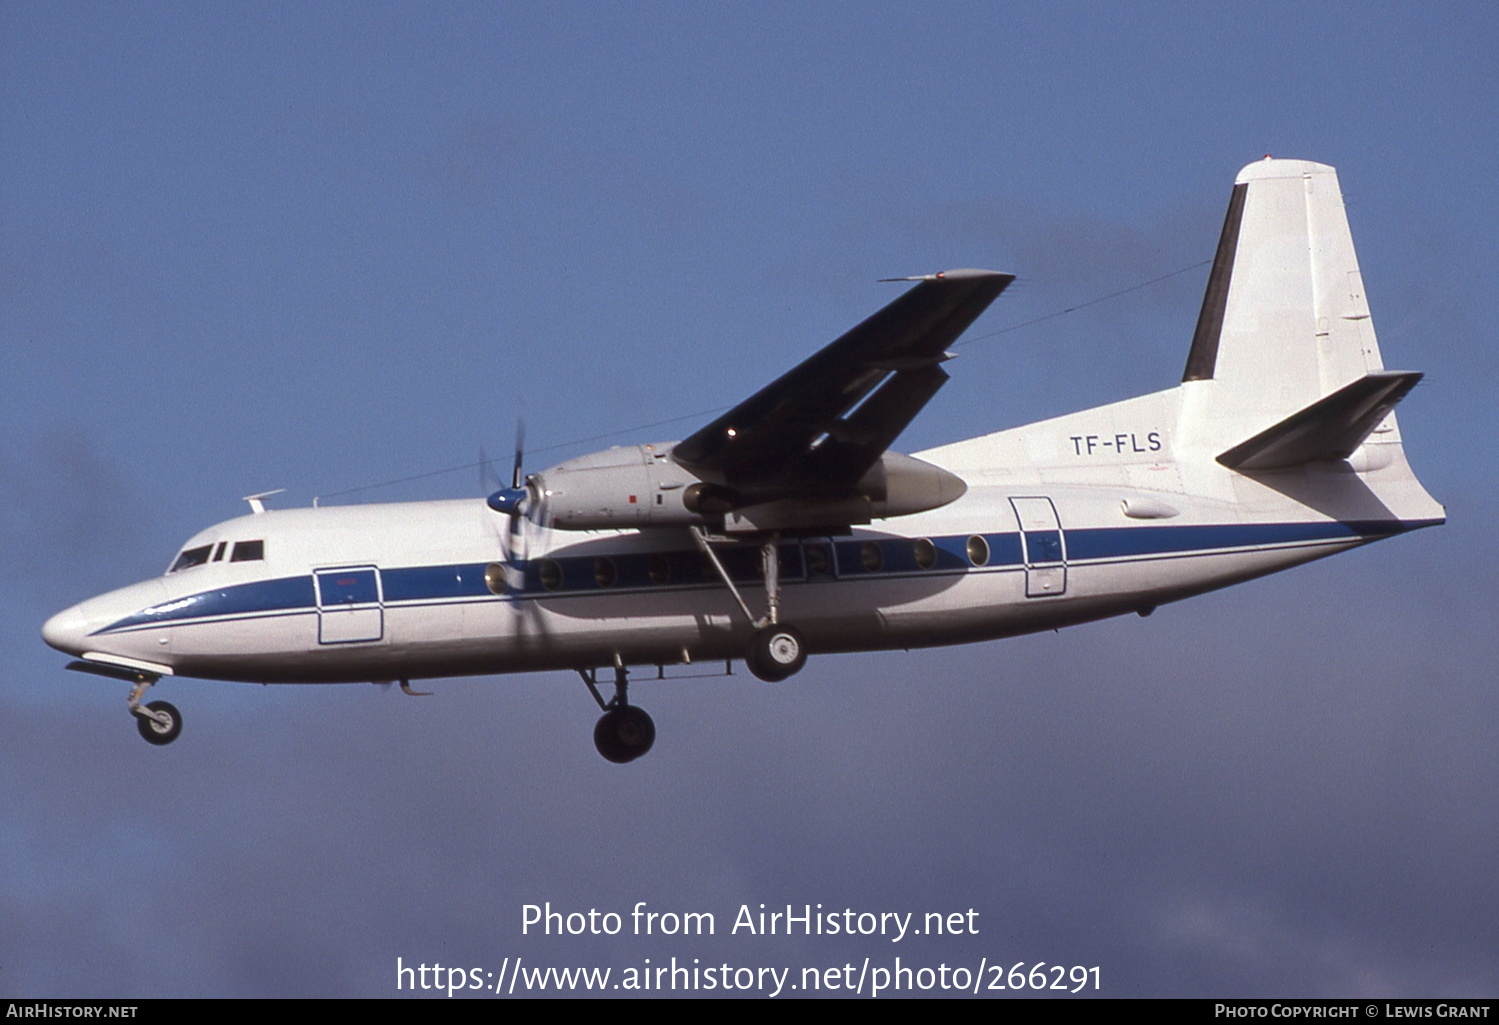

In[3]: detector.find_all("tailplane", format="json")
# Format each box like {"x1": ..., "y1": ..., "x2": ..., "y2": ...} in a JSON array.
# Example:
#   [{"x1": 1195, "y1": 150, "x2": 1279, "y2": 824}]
[{"x1": 1216, "y1": 369, "x2": 1422, "y2": 471}]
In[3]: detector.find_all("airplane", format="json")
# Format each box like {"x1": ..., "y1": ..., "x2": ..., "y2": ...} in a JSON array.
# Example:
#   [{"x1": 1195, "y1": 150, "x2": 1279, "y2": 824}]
[{"x1": 41, "y1": 158, "x2": 1444, "y2": 763}]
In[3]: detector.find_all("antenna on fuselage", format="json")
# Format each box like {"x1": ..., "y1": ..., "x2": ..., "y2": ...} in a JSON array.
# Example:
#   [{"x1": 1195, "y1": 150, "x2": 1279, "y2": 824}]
[{"x1": 243, "y1": 489, "x2": 286, "y2": 515}]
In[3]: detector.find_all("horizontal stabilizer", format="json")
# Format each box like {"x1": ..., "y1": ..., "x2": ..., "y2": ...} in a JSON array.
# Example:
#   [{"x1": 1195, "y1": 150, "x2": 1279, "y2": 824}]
[{"x1": 1217, "y1": 371, "x2": 1422, "y2": 471}]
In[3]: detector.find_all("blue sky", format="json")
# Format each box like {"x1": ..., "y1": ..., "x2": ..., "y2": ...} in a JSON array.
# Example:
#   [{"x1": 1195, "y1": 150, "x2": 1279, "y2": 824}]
[{"x1": 3, "y1": 1, "x2": 1496, "y2": 997}]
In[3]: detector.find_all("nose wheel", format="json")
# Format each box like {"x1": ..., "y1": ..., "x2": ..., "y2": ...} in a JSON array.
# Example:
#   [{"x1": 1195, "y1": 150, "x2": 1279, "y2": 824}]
[{"x1": 134, "y1": 700, "x2": 182, "y2": 746}]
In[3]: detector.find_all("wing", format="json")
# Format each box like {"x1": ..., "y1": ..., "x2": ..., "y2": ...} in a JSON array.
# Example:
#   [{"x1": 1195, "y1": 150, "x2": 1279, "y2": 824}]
[{"x1": 672, "y1": 269, "x2": 1014, "y2": 496}]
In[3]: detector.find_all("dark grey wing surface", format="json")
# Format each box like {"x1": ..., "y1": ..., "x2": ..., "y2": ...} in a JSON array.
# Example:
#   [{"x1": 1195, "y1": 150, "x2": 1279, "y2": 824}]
[{"x1": 672, "y1": 269, "x2": 1014, "y2": 495}]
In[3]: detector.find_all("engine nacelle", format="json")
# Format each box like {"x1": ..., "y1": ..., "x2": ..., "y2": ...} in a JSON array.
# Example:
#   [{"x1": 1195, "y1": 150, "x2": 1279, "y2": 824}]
[
  {"x1": 857, "y1": 450, "x2": 968, "y2": 519},
  {"x1": 536, "y1": 444, "x2": 966, "y2": 531},
  {"x1": 531, "y1": 443, "x2": 696, "y2": 529}
]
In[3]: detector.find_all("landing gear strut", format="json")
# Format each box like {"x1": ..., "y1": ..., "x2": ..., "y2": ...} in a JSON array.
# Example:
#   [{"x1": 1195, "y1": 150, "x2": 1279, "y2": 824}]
[
  {"x1": 690, "y1": 527, "x2": 811, "y2": 683},
  {"x1": 127, "y1": 676, "x2": 181, "y2": 746},
  {"x1": 581, "y1": 661, "x2": 655, "y2": 764}
]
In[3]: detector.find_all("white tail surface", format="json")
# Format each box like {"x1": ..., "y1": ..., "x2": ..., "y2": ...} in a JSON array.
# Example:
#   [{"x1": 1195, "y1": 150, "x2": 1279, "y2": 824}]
[
  {"x1": 1176, "y1": 158, "x2": 1400, "y2": 456},
  {"x1": 921, "y1": 156, "x2": 1440, "y2": 529}
]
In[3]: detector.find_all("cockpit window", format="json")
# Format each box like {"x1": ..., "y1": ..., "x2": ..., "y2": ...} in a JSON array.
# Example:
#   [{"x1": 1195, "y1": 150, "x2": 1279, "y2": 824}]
[
  {"x1": 230, "y1": 540, "x2": 265, "y2": 562},
  {"x1": 169, "y1": 545, "x2": 213, "y2": 573}
]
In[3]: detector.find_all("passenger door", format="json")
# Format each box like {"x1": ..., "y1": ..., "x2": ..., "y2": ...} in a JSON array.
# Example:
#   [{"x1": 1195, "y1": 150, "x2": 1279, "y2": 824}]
[
  {"x1": 1009, "y1": 497, "x2": 1067, "y2": 598},
  {"x1": 314, "y1": 566, "x2": 384, "y2": 644}
]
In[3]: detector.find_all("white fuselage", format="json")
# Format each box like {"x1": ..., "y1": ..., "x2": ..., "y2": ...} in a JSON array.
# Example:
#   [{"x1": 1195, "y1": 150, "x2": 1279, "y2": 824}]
[{"x1": 40, "y1": 387, "x2": 1442, "y2": 687}]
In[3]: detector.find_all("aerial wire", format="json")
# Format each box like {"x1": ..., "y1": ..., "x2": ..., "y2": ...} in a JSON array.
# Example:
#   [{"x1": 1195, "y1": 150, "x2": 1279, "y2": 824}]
[
  {"x1": 952, "y1": 258, "x2": 1210, "y2": 347},
  {"x1": 316, "y1": 406, "x2": 728, "y2": 502},
  {"x1": 314, "y1": 259, "x2": 1211, "y2": 503}
]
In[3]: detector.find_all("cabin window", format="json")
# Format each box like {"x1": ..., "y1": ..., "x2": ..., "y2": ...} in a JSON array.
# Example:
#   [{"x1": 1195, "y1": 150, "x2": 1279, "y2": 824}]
[
  {"x1": 647, "y1": 554, "x2": 671, "y2": 585},
  {"x1": 230, "y1": 540, "x2": 265, "y2": 562},
  {"x1": 913, "y1": 538, "x2": 937, "y2": 570},
  {"x1": 966, "y1": 535, "x2": 990, "y2": 567},
  {"x1": 805, "y1": 544, "x2": 831, "y2": 576},
  {"x1": 484, "y1": 563, "x2": 508, "y2": 595},
  {"x1": 593, "y1": 557, "x2": 618, "y2": 588},
  {"x1": 170, "y1": 545, "x2": 213, "y2": 573},
  {"x1": 539, "y1": 559, "x2": 563, "y2": 592},
  {"x1": 860, "y1": 541, "x2": 884, "y2": 573}
]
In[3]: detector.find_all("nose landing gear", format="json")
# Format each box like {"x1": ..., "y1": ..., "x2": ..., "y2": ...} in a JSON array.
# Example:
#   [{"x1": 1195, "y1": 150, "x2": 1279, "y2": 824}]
[
  {"x1": 125, "y1": 675, "x2": 182, "y2": 746},
  {"x1": 65, "y1": 661, "x2": 183, "y2": 747}
]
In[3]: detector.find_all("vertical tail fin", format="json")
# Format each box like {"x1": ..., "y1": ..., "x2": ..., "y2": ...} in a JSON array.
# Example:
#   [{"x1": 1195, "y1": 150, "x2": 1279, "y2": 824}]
[{"x1": 1177, "y1": 159, "x2": 1400, "y2": 455}]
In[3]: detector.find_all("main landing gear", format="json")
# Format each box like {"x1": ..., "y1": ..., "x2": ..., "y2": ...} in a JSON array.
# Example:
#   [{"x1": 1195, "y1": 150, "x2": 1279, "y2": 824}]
[
  {"x1": 581, "y1": 662, "x2": 656, "y2": 764},
  {"x1": 746, "y1": 623, "x2": 806, "y2": 682},
  {"x1": 689, "y1": 527, "x2": 810, "y2": 683}
]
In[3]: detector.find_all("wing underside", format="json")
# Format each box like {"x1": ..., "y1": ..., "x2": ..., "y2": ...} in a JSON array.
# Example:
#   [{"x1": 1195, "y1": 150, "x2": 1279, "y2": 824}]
[{"x1": 672, "y1": 269, "x2": 1013, "y2": 497}]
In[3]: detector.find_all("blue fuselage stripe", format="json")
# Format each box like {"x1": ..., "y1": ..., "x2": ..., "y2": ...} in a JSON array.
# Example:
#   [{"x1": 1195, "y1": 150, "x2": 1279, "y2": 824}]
[{"x1": 93, "y1": 519, "x2": 1420, "y2": 635}]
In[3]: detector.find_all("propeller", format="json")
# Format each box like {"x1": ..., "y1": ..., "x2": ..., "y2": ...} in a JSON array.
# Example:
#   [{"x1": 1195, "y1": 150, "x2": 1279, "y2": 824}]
[
  {"x1": 486, "y1": 419, "x2": 531, "y2": 516},
  {"x1": 486, "y1": 419, "x2": 539, "y2": 592}
]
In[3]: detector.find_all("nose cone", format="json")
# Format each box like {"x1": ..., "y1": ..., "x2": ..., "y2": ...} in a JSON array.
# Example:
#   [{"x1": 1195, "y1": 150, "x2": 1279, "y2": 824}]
[
  {"x1": 42, "y1": 602, "x2": 93, "y2": 656},
  {"x1": 41, "y1": 579, "x2": 168, "y2": 660}
]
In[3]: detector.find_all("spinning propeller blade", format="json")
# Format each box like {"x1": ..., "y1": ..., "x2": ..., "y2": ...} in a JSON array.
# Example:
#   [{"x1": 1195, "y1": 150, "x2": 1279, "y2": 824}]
[
  {"x1": 485, "y1": 418, "x2": 535, "y2": 592},
  {"x1": 511, "y1": 418, "x2": 526, "y2": 490}
]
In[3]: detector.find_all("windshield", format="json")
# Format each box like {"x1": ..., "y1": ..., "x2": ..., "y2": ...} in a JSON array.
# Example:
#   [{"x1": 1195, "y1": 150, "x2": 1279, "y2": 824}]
[{"x1": 168, "y1": 544, "x2": 213, "y2": 573}]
